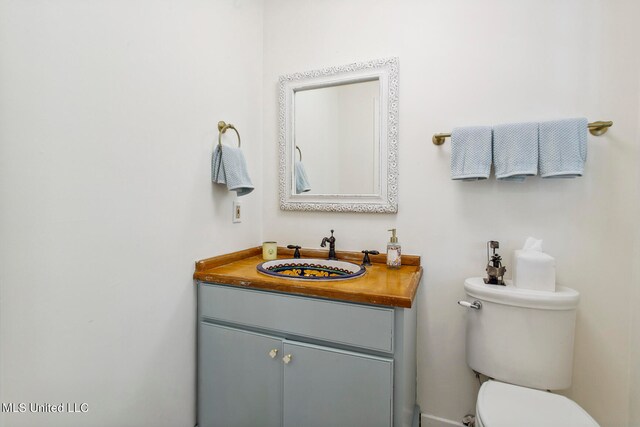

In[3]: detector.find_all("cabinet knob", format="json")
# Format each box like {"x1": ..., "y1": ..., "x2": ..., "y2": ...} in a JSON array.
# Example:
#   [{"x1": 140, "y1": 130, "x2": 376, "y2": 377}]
[
  {"x1": 268, "y1": 349, "x2": 278, "y2": 359},
  {"x1": 282, "y1": 354, "x2": 292, "y2": 364}
]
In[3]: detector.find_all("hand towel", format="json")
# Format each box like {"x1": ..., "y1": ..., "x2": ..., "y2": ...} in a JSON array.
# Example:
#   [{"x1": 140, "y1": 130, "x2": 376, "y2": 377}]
[
  {"x1": 450, "y1": 126, "x2": 493, "y2": 181},
  {"x1": 212, "y1": 145, "x2": 254, "y2": 196},
  {"x1": 295, "y1": 160, "x2": 311, "y2": 193},
  {"x1": 539, "y1": 118, "x2": 588, "y2": 178},
  {"x1": 493, "y1": 122, "x2": 538, "y2": 182}
]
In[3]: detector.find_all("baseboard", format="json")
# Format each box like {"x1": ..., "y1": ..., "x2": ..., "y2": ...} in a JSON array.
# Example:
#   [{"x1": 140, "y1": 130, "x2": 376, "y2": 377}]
[
  {"x1": 421, "y1": 413, "x2": 465, "y2": 427},
  {"x1": 197, "y1": 414, "x2": 460, "y2": 427}
]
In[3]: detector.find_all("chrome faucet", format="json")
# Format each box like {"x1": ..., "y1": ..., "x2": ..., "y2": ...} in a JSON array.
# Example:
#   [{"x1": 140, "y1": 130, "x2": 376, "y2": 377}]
[{"x1": 320, "y1": 230, "x2": 337, "y2": 260}]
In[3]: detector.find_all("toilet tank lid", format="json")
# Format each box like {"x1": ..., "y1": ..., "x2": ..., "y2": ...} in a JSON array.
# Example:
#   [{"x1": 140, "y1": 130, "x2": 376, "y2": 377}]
[
  {"x1": 477, "y1": 381, "x2": 599, "y2": 427},
  {"x1": 464, "y1": 277, "x2": 579, "y2": 310}
]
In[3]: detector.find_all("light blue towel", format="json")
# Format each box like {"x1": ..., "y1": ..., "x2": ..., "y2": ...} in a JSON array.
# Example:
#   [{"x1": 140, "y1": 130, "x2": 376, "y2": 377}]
[
  {"x1": 451, "y1": 126, "x2": 493, "y2": 181},
  {"x1": 539, "y1": 118, "x2": 588, "y2": 178},
  {"x1": 212, "y1": 145, "x2": 254, "y2": 196},
  {"x1": 493, "y1": 122, "x2": 539, "y2": 182},
  {"x1": 295, "y1": 161, "x2": 311, "y2": 193}
]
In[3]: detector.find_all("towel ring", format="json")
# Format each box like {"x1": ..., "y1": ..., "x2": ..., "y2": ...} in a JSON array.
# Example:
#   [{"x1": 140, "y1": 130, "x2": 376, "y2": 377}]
[
  {"x1": 217, "y1": 121, "x2": 241, "y2": 148},
  {"x1": 295, "y1": 145, "x2": 302, "y2": 161}
]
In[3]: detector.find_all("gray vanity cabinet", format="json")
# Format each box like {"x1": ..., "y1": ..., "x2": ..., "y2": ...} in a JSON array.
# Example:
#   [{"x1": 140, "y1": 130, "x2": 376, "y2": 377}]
[
  {"x1": 197, "y1": 282, "x2": 418, "y2": 427},
  {"x1": 199, "y1": 323, "x2": 283, "y2": 427},
  {"x1": 282, "y1": 341, "x2": 393, "y2": 427}
]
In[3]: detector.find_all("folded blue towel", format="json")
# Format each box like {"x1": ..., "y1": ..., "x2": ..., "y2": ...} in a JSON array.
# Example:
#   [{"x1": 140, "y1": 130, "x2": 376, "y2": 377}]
[
  {"x1": 212, "y1": 145, "x2": 254, "y2": 196},
  {"x1": 493, "y1": 122, "x2": 539, "y2": 182},
  {"x1": 451, "y1": 126, "x2": 493, "y2": 181},
  {"x1": 539, "y1": 118, "x2": 588, "y2": 178},
  {"x1": 295, "y1": 161, "x2": 311, "y2": 193}
]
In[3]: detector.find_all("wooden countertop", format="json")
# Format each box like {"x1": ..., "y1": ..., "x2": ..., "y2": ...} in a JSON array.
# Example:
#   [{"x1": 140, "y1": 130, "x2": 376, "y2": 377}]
[{"x1": 194, "y1": 247, "x2": 422, "y2": 308}]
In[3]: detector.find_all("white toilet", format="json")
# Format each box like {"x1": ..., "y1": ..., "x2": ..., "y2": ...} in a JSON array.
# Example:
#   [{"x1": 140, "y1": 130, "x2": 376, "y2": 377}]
[{"x1": 460, "y1": 278, "x2": 599, "y2": 427}]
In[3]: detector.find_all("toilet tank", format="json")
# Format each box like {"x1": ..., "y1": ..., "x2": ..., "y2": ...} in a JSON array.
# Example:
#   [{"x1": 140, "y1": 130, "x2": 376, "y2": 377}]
[{"x1": 463, "y1": 277, "x2": 580, "y2": 390}]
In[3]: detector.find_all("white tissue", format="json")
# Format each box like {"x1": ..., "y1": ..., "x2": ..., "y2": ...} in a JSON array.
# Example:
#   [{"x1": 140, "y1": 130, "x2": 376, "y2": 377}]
[
  {"x1": 513, "y1": 237, "x2": 556, "y2": 292},
  {"x1": 522, "y1": 236, "x2": 543, "y2": 251}
]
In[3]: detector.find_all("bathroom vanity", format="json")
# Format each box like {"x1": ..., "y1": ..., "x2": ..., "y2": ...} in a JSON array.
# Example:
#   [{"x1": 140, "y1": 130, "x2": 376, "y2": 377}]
[{"x1": 194, "y1": 247, "x2": 422, "y2": 427}]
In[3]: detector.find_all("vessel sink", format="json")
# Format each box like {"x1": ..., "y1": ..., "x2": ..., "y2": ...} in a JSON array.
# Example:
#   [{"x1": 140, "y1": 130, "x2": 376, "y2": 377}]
[{"x1": 257, "y1": 258, "x2": 366, "y2": 281}]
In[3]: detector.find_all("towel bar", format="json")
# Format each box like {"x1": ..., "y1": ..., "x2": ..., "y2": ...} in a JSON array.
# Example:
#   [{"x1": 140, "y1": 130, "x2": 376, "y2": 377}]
[
  {"x1": 296, "y1": 145, "x2": 303, "y2": 161},
  {"x1": 432, "y1": 120, "x2": 613, "y2": 145},
  {"x1": 218, "y1": 121, "x2": 241, "y2": 148}
]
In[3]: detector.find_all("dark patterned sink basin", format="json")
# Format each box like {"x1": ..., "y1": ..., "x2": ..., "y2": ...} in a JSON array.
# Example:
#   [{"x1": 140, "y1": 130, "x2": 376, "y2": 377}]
[{"x1": 256, "y1": 258, "x2": 366, "y2": 281}]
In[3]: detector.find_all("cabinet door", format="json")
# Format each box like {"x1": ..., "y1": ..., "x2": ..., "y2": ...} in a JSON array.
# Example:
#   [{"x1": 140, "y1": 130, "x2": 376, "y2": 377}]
[
  {"x1": 199, "y1": 323, "x2": 282, "y2": 427},
  {"x1": 283, "y1": 341, "x2": 393, "y2": 427}
]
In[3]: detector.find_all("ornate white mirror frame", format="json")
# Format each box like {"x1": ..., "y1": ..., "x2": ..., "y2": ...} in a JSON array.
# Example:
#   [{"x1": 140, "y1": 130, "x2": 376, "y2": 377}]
[{"x1": 278, "y1": 57, "x2": 399, "y2": 213}]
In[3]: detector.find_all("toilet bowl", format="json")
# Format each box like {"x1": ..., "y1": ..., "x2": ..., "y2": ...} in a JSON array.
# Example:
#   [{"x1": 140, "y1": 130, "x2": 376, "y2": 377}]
[
  {"x1": 475, "y1": 381, "x2": 598, "y2": 427},
  {"x1": 460, "y1": 278, "x2": 599, "y2": 427}
]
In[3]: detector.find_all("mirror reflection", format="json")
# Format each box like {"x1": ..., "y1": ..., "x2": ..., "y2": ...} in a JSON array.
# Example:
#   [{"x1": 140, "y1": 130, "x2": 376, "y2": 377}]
[{"x1": 294, "y1": 79, "x2": 380, "y2": 195}]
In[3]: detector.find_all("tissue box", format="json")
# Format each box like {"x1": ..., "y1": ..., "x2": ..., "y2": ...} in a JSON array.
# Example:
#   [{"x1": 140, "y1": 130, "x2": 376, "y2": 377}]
[{"x1": 512, "y1": 249, "x2": 556, "y2": 292}]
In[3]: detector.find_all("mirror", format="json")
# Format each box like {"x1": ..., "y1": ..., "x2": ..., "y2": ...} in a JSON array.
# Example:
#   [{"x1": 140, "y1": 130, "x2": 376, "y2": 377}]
[
  {"x1": 294, "y1": 80, "x2": 380, "y2": 195},
  {"x1": 279, "y1": 58, "x2": 398, "y2": 213}
]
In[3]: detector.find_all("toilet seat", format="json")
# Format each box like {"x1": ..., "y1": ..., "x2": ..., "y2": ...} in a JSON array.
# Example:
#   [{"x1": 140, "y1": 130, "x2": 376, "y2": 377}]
[{"x1": 476, "y1": 381, "x2": 599, "y2": 427}]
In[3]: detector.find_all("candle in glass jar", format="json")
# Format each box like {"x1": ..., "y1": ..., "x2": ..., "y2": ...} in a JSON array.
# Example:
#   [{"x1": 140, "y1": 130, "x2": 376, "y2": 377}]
[{"x1": 262, "y1": 241, "x2": 277, "y2": 260}]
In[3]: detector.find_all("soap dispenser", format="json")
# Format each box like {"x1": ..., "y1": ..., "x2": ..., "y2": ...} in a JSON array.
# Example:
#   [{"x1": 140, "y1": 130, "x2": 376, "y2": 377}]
[{"x1": 386, "y1": 229, "x2": 402, "y2": 269}]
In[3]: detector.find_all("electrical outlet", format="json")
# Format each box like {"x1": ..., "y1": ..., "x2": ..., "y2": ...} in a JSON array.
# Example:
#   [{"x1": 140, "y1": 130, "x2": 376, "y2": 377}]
[{"x1": 232, "y1": 201, "x2": 242, "y2": 223}]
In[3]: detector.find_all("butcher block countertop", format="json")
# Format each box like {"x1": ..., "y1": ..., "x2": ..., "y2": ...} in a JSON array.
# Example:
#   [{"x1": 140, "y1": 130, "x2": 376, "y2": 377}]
[{"x1": 194, "y1": 247, "x2": 422, "y2": 308}]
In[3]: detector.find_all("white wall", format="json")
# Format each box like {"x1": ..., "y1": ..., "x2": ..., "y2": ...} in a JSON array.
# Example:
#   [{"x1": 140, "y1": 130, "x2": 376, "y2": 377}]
[
  {"x1": 630, "y1": 81, "x2": 640, "y2": 426},
  {"x1": 0, "y1": 1, "x2": 263, "y2": 426},
  {"x1": 262, "y1": 1, "x2": 640, "y2": 426}
]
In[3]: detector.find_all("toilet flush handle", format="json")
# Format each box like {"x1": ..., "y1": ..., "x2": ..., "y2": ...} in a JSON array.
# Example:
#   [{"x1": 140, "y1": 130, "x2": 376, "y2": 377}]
[{"x1": 458, "y1": 300, "x2": 482, "y2": 310}]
